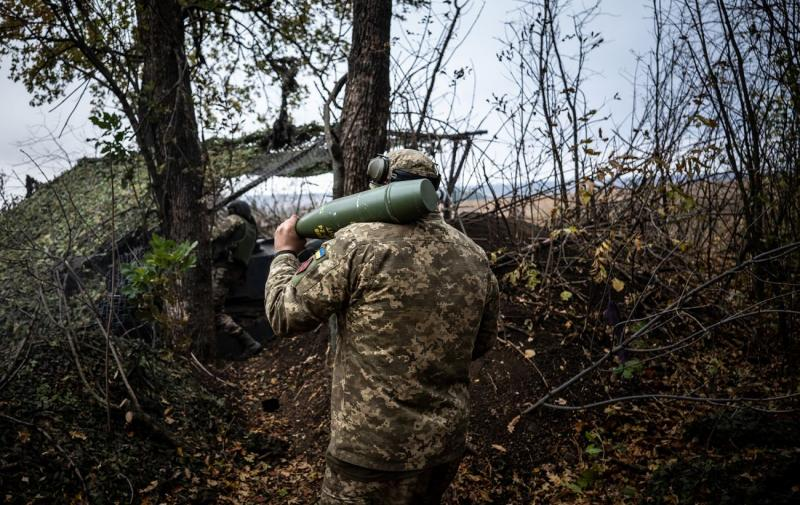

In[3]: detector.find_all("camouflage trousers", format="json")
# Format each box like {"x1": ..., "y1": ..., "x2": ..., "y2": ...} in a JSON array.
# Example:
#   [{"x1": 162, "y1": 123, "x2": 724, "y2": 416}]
[
  {"x1": 318, "y1": 455, "x2": 462, "y2": 505},
  {"x1": 212, "y1": 262, "x2": 256, "y2": 347}
]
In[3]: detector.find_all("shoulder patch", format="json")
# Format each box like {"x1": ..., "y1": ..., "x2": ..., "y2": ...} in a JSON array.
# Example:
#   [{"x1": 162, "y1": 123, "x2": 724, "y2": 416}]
[
  {"x1": 314, "y1": 246, "x2": 327, "y2": 260},
  {"x1": 296, "y1": 257, "x2": 313, "y2": 274}
]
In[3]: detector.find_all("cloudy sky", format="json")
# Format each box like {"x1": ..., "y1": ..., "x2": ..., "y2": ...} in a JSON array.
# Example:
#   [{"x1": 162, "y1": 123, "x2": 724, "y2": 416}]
[{"x1": 0, "y1": 0, "x2": 651, "y2": 196}]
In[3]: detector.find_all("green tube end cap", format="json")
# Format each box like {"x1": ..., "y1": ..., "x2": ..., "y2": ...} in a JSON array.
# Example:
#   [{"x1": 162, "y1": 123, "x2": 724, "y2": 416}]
[{"x1": 419, "y1": 179, "x2": 438, "y2": 212}]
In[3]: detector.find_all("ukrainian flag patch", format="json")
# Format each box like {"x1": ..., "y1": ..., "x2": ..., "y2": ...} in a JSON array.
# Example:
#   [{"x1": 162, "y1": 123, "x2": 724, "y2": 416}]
[{"x1": 314, "y1": 246, "x2": 327, "y2": 260}]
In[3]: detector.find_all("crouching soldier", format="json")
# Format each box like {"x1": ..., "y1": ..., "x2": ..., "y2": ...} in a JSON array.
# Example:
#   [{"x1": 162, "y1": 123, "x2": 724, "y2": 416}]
[{"x1": 213, "y1": 200, "x2": 262, "y2": 359}]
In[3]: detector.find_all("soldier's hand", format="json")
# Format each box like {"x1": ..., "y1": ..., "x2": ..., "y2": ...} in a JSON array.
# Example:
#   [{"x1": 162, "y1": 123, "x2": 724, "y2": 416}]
[{"x1": 275, "y1": 214, "x2": 306, "y2": 254}]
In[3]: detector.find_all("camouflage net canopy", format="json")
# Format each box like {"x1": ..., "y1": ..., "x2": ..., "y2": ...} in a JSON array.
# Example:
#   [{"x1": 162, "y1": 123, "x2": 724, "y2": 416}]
[{"x1": 0, "y1": 125, "x2": 330, "y2": 503}]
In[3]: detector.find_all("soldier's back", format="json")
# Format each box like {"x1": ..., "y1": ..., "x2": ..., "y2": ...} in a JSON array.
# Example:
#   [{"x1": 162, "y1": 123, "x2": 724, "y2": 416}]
[{"x1": 328, "y1": 213, "x2": 494, "y2": 471}]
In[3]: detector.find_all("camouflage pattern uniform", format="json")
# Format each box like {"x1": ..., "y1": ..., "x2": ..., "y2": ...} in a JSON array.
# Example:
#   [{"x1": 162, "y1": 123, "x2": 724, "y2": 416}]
[
  {"x1": 265, "y1": 149, "x2": 499, "y2": 503},
  {"x1": 319, "y1": 456, "x2": 462, "y2": 505},
  {"x1": 213, "y1": 205, "x2": 262, "y2": 357}
]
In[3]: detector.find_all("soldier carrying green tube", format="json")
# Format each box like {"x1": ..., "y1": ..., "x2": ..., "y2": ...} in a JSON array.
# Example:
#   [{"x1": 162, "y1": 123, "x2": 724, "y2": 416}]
[{"x1": 265, "y1": 148, "x2": 499, "y2": 505}]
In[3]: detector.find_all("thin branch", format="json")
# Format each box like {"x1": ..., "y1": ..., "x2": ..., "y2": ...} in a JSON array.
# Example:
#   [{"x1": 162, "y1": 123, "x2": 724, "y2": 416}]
[
  {"x1": 519, "y1": 241, "x2": 800, "y2": 416},
  {"x1": 543, "y1": 392, "x2": 800, "y2": 412},
  {"x1": 324, "y1": 73, "x2": 347, "y2": 198},
  {"x1": 412, "y1": 0, "x2": 463, "y2": 148}
]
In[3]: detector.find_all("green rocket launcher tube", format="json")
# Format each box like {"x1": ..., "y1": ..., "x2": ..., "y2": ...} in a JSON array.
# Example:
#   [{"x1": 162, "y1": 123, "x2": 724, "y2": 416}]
[{"x1": 295, "y1": 179, "x2": 438, "y2": 239}]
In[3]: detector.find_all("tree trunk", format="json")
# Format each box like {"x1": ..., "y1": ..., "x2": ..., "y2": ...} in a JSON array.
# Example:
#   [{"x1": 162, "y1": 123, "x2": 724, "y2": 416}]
[
  {"x1": 340, "y1": 0, "x2": 392, "y2": 195},
  {"x1": 136, "y1": 0, "x2": 215, "y2": 357}
]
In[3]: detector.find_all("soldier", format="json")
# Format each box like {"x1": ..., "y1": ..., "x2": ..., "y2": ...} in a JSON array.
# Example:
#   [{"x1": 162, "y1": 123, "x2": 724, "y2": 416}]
[
  {"x1": 213, "y1": 200, "x2": 262, "y2": 359},
  {"x1": 265, "y1": 149, "x2": 499, "y2": 504}
]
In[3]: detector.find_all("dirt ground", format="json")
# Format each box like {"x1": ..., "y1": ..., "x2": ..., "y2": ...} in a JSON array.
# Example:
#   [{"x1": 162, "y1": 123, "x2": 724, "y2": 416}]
[
  {"x1": 223, "y1": 302, "x2": 587, "y2": 504},
  {"x1": 209, "y1": 213, "x2": 799, "y2": 505},
  {"x1": 213, "y1": 214, "x2": 600, "y2": 504},
  {"x1": 2, "y1": 210, "x2": 795, "y2": 504}
]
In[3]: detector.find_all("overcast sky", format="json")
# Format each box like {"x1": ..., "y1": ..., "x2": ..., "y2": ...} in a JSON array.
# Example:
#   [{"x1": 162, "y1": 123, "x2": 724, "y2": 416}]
[{"x1": 0, "y1": 0, "x2": 651, "y2": 196}]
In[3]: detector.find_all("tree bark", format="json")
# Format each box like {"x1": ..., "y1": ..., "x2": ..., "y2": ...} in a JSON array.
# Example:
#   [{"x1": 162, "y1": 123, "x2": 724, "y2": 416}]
[
  {"x1": 136, "y1": 0, "x2": 215, "y2": 357},
  {"x1": 340, "y1": 0, "x2": 392, "y2": 195}
]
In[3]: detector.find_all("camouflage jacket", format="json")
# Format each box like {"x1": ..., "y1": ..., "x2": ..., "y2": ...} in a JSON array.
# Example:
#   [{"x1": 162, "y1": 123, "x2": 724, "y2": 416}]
[
  {"x1": 212, "y1": 213, "x2": 257, "y2": 266},
  {"x1": 265, "y1": 211, "x2": 499, "y2": 471}
]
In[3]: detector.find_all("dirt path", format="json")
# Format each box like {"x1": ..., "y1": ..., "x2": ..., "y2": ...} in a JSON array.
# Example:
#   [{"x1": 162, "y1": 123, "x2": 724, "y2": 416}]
[
  {"x1": 216, "y1": 297, "x2": 586, "y2": 504},
  {"x1": 207, "y1": 213, "x2": 800, "y2": 504},
  {"x1": 215, "y1": 325, "x2": 330, "y2": 504},
  {"x1": 214, "y1": 216, "x2": 590, "y2": 504}
]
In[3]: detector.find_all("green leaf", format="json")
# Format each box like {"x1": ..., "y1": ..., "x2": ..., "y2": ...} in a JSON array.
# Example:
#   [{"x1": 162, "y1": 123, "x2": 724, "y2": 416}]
[
  {"x1": 525, "y1": 268, "x2": 540, "y2": 290},
  {"x1": 565, "y1": 482, "x2": 584, "y2": 494},
  {"x1": 560, "y1": 290, "x2": 573, "y2": 301},
  {"x1": 576, "y1": 467, "x2": 599, "y2": 488},
  {"x1": 612, "y1": 359, "x2": 644, "y2": 379},
  {"x1": 579, "y1": 188, "x2": 592, "y2": 205},
  {"x1": 121, "y1": 233, "x2": 198, "y2": 322},
  {"x1": 585, "y1": 444, "x2": 602, "y2": 456}
]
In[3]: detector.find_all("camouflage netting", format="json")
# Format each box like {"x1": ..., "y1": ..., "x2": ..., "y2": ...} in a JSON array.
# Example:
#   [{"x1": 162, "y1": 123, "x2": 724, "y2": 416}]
[
  {"x1": 0, "y1": 125, "x2": 329, "y2": 332},
  {"x1": 0, "y1": 126, "x2": 329, "y2": 503}
]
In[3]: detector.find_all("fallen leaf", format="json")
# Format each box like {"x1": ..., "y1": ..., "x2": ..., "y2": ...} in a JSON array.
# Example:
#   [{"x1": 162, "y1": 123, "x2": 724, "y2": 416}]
[
  {"x1": 69, "y1": 430, "x2": 87, "y2": 440},
  {"x1": 507, "y1": 415, "x2": 520, "y2": 434},
  {"x1": 491, "y1": 444, "x2": 507, "y2": 453},
  {"x1": 524, "y1": 349, "x2": 536, "y2": 359},
  {"x1": 612, "y1": 278, "x2": 625, "y2": 292},
  {"x1": 139, "y1": 480, "x2": 158, "y2": 494}
]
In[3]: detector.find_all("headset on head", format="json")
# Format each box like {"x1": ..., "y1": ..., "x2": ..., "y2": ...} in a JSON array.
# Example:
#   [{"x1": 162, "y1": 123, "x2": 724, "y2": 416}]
[{"x1": 366, "y1": 155, "x2": 441, "y2": 190}]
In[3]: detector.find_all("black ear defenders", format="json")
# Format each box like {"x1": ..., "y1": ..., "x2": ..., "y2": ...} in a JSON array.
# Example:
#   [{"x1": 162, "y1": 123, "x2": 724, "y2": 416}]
[{"x1": 366, "y1": 155, "x2": 441, "y2": 190}]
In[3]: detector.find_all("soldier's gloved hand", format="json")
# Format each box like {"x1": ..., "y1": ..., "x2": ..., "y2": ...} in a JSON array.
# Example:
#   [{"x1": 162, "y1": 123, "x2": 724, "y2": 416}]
[{"x1": 275, "y1": 214, "x2": 306, "y2": 254}]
